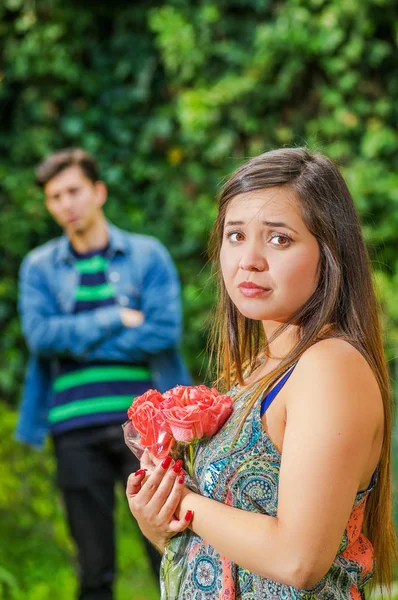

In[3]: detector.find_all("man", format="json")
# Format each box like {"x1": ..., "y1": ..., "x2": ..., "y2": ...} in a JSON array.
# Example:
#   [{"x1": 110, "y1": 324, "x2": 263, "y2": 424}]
[{"x1": 15, "y1": 148, "x2": 191, "y2": 600}]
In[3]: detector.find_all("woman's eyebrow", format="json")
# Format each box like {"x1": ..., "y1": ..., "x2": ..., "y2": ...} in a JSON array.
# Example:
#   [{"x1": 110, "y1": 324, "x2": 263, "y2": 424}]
[
  {"x1": 262, "y1": 220, "x2": 299, "y2": 234},
  {"x1": 225, "y1": 219, "x2": 299, "y2": 235},
  {"x1": 225, "y1": 220, "x2": 245, "y2": 226}
]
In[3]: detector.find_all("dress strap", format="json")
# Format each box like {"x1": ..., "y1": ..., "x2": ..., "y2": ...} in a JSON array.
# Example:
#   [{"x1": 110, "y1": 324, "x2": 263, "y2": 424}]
[
  {"x1": 260, "y1": 364, "x2": 297, "y2": 417},
  {"x1": 357, "y1": 466, "x2": 378, "y2": 497}
]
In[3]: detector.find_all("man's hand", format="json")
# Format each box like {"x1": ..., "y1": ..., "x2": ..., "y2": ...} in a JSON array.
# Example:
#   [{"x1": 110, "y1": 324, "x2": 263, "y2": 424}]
[{"x1": 120, "y1": 308, "x2": 145, "y2": 328}]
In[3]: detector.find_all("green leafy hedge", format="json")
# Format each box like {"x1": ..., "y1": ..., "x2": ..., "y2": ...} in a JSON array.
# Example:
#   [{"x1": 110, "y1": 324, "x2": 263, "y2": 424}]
[
  {"x1": 1, "y1": 0, "x2": 397, "y2": 596},
  {"x1": 1, "y1": 0, "x2": 397, "y2": 398},
  {"x1": 0, "y1": 404, "x2": 159, "y2": 599}
]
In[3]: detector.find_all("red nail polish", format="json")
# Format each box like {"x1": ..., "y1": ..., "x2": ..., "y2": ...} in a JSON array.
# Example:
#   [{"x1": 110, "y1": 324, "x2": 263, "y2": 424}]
[
  {"x1": 185, "y1": 510, "x2": 193, "y2": 522},
  {"x1": 178, "y1": 476, "x2": 184, "y2": 484},
  {"x1": 134, "y1": 469, "x2": 146, "y2": 477},
  {"x1": 161, "y1": 456, "x2": 172, "y2": 469},
  {"x1": 173, "y1": 459, "x2": 183, "y2": 473}
]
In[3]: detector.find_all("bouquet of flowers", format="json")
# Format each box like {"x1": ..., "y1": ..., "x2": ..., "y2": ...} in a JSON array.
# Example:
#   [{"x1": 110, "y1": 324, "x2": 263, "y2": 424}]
[
  {"x1": 123, "y1": 384, "x2": 233, "y2": 598},
  {"x1": 123, "y1": 384, "x2": 233, "y2": 482}
]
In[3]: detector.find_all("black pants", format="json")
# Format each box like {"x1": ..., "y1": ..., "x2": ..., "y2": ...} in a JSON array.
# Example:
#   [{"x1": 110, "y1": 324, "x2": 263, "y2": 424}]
[{"x1": 53, "y1": 424, "x2": 161, "y2": 600}]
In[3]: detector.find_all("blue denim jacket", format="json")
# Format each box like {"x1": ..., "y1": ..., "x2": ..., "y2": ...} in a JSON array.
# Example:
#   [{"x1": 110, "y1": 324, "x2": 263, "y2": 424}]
[{"x1": 16, "y1": 223, "x2": 191, "y2": 448}]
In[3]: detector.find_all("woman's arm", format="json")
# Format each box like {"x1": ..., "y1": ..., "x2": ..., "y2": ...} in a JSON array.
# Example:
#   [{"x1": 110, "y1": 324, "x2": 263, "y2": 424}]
[{"x1": 177, "y1": 339, "x2": 383, "y2": 589}]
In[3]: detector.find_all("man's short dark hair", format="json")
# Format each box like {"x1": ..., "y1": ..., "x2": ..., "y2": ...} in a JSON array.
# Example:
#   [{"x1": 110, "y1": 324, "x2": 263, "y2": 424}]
[{"x1": 35, "y1": 148, "x2": 100, "y2": 187}]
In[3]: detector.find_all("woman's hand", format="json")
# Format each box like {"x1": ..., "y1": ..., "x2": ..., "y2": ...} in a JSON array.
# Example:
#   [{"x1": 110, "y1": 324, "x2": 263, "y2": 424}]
[
  {"x1": 126, "y1": 456, "x2": 193, "y2": 553},
  {"x1": 140, "y1": 448, "x2": 160, "y2": 474}
]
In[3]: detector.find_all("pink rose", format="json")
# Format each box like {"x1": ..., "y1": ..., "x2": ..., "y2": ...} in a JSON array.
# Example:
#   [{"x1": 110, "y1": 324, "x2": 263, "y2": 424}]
[
  {"x1": 159, "y1": 396, "x2": 177, "y2": 410},
  {"x1": 160, "y1": 404, "x2": 205, "y2": 442},
  {"x1": 163, "y1": 385, "x2": 217, "y2": 407},
  {"x1": 127, "y1": 389, "x2": 163, "y2": 421},
  {"x1": 162, "y1": 385, "x2": 184, "y2": 401},
  {"x1": 160, "y1": 386, "x2": 233, "y2": 442},
  {"x1": 162, "y1": 385, "x2": 193, "y2": 406},
  {"x1": 127, "y1": 385, "x2": 233, "y2": 454},
  {"x1": 196, "y1": 392, "x2": 233, "y2": 436},
  {"x1": 127, "y1": 389, "x2": 173, "y2": 457}
]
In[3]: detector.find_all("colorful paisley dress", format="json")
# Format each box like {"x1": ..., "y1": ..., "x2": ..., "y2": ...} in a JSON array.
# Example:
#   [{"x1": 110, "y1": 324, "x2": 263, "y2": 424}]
[{"x1": 161, "y1": 370, "x2": 376, "y2": 599}]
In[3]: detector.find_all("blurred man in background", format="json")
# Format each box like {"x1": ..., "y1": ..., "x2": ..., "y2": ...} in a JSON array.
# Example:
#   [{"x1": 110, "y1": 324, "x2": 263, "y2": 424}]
[{"x1": 15, "y1": 148, "x2": 191, "y2": 600}]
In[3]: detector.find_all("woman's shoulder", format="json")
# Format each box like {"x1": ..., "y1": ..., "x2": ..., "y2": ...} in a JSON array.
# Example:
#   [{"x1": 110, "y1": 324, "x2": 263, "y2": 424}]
[
  {"x1": 297, "y1": 337, "x2": 373, "y2": 377},
  {"x1": 289, "y1": 337, "x2": 383, "y2": 420}
]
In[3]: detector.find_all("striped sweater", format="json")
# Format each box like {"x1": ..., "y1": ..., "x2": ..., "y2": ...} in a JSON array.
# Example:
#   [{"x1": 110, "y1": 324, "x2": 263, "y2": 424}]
[{"x1": 49, "y1": 246, "x2": 152, "y2": 435}]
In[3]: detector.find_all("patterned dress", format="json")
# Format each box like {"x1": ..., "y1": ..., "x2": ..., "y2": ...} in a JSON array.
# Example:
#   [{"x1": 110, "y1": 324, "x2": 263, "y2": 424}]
[{"x1": 161, "y1": 373, "x2": 376, "y2": 600}]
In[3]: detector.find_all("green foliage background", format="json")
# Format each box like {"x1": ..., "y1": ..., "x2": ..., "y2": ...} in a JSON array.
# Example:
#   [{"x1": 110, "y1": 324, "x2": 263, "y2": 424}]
[{"x1": 0, "y1": 0, "x2": 397, "y2": 597}]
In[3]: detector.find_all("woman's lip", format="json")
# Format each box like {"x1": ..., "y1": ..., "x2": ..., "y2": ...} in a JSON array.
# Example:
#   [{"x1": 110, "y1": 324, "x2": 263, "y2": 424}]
[
  {"x1": 238, "y1": 282, "x2": 268, "y2": 290},
  {"x1": 238, "y1": 284, "x2": 272, "y2": 298}
]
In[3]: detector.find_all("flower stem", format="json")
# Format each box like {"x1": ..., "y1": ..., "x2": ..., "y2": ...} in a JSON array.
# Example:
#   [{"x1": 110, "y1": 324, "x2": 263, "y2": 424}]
[{"x1": 188, "y1": 443, "x2": 194, "y2": 477}]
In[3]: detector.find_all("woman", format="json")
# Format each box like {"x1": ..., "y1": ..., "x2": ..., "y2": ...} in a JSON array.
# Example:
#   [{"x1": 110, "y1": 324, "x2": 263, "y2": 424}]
[{"x1": 126, "y1": 148, "x2": 396, "y2": 599}]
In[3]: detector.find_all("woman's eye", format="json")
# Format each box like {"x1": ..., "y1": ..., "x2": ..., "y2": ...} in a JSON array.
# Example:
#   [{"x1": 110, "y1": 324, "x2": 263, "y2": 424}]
[
  {"x1": 269, "y1": 234, "x2": 291, "y2": 247},
  {"x1": 227, "y1": 231, "x2": 244, "y2": 243}
]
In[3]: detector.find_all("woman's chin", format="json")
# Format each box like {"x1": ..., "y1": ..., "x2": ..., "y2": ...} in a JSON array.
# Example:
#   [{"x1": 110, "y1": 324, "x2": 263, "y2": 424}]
[
  {"x1": 236, "y1": 304, "x2": 291, "y2": 323},
  {"x1": 237, "y1": 308, "x2": 273, "y2": 321}
]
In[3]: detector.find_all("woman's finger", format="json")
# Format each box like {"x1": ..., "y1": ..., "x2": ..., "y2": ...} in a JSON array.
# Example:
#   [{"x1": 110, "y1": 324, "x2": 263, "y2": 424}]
[
  {"x1": 136, "y1": 455, "x2": 174, "y2": 505},
  {"x1": 126, "y1": 469, "x2": 147, "y2": 499},
  {"x1": 168, "y1": 509, "x2": 193, "y2": 535},
  {"x1": 146, "y1": 459, "x2": 183, "y2": 515},
  {"x1": 141, "y1": 449, "x2": 157, "y2": 470},
  {"x1": 157, "y1": 468, "x2": 186, "y2": 522}
]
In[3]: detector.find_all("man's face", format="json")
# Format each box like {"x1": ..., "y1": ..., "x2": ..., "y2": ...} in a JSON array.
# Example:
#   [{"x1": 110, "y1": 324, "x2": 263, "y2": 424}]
[{"x1": 44, "y1": 165, "x2": 106, "y2": 236}]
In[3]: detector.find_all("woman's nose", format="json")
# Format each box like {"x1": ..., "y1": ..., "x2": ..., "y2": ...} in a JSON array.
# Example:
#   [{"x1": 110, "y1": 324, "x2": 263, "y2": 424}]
[{"x1": 239, "y1": 246, "x2": 268, "y2": 272}]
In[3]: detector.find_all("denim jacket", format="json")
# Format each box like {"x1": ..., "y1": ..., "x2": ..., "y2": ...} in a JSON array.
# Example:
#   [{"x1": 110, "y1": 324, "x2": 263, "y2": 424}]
[{"x1": 16, "y1": 223, "x2": 191, "y2": 448}]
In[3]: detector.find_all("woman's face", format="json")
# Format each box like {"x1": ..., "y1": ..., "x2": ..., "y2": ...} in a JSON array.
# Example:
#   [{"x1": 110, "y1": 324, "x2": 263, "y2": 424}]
[{"x1": 220, "y1": 187, "x2": 320, "y2": 324}]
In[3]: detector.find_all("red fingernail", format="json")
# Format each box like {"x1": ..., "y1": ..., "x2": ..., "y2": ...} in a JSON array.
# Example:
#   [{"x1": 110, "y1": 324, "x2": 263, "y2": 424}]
[
  {"x1": 134, "y1": 469, "x2": 147, "y2": 477},
  {"x1": 178, "y1": 475, "x2": 184, "y2": 484},
  {"x1": 185, "y1": 510, "x2": 193, "y2": 522},
  {"x1": 161, "y1": 456, "x2": 172, "y2": 469},
  {"x1": 173, "y1": 459, "x2": 183, "y2": 473},
  {"x1": 177, "y1": 468, "x2": 183, "y2": 477}
]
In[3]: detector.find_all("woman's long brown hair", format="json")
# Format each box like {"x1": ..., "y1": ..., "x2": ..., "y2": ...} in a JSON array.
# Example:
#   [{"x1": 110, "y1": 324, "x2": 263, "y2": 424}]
[{"x1": 208, "y1": 148, "x2": 397, "y2": 592}]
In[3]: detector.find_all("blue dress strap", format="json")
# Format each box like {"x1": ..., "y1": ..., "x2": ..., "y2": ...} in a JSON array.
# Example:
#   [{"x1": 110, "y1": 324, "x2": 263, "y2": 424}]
[
  {"x1": 260, "y1": 364, "x2": 297, "y2": 417},
  {"x1": 360, "y1": 466, "x2": 378, "y2": 494}
]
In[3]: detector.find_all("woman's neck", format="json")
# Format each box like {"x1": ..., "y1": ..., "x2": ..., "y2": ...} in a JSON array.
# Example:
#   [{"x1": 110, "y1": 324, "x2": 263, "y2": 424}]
[
  {"x1": 241, "y1": 322, "x2": 299, "y2": 386},
  {"x1": 261, "y1": 320, "x2": 299, "y2": 362}
]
